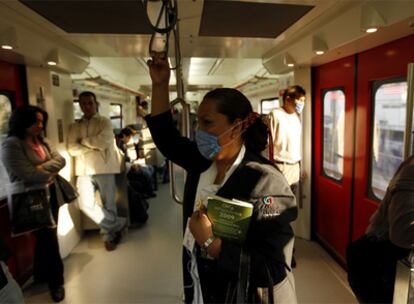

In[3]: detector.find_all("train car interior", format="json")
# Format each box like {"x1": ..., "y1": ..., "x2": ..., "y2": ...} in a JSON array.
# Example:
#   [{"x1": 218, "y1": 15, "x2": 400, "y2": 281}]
[{"x1": 1, "y1": 0, "x2": 414, "y2": 303}]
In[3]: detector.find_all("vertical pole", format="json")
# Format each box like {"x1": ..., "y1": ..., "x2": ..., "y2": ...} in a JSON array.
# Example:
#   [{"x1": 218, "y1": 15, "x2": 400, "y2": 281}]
[{"x1": 403, "y1": 63, "x2": 414, "y2": 160}]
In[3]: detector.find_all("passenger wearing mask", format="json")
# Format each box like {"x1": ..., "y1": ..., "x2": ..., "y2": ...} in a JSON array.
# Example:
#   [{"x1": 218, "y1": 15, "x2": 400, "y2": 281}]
[
  {"x1": 1, "y1": 106, "x2": 66, "y2": 302},
  {"x1": 67, "y1": 91, "x2": 126, "y2": 251},
  {"x1": 117, "y1": 127, "x2": 156, "y2": 198},
  {"x1": 146, "y1": 53, "x2": 298, "y2": 304},
  {"x1": 264, "y1": 85, "x2": 306, "y2": 193}
]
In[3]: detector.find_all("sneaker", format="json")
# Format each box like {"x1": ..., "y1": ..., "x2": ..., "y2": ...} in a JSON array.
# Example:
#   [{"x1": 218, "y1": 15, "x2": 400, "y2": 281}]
[{"x1": 50, "y1": 286, "x2": 65, "y2": 302}]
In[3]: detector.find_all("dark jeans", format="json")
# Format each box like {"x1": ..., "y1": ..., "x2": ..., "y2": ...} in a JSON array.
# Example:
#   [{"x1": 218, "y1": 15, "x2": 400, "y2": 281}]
[{"x1": 33, "y1": 184, "x2": 64, "y2": 290}]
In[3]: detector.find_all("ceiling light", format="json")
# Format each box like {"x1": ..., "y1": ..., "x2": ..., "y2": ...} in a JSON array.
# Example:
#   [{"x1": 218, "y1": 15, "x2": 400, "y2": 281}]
[
  {"x1": 312, "y1": 36, "x2": 328, "y2": 55},
  {"x1": 0, "y1": 27, "x2": 18, "y2": 50},
  {"x1": 360, "y1": 3, "x2": 386, "y2": 33},
  {"x1": 46, "y1": 50, "x2": 59, "y2": 66},
  {"x1": 283, "y1": 54, "x2": 295, "y2": 67}
]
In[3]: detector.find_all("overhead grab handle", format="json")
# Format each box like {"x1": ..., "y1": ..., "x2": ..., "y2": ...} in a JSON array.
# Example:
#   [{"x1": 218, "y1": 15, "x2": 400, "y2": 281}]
[{"x1": 143, "y1": 0, "x2": 190, "y2": 205}]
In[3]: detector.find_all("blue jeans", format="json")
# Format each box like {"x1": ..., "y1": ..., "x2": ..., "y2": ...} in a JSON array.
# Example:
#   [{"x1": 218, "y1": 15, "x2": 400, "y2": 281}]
[{"x1": 76, "y1": 174, "x2": 126, "y2": 242}]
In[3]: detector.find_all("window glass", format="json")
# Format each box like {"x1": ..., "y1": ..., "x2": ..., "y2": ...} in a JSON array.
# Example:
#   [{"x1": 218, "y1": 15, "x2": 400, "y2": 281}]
[
  {"x1": 0, "y1": 94, "x2": 12, "y2": 199},
  {"x1": 261, "y1": 98, "x2": 279, "y2": 114},
  {"x1": 370, "y1": 81, "x2": 407, "y2": 200},
  {"x1": 323, "y1": 90, "x2": 345, "y2": 181},
  {"x1": 111, "y1": 118, "x2": 122, "y2": 130},
  {"x1": 73, "y1": 101, "x2": 83, "y2": 120},
  {"x1": 109, "y1": 104, "x2": 122, "y2": 117}
]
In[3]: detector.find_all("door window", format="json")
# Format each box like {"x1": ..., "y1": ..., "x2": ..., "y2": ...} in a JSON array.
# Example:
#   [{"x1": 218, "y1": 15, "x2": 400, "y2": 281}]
[
  {"x1": 0, "y1": 93, "x2": 13, "y2": 199},
  {"x1": 370, "y1": 80, "x2": 407, "y2": 200},
  {"x1": 322, "y1": 89, "x2": 345, "y2": 181}
]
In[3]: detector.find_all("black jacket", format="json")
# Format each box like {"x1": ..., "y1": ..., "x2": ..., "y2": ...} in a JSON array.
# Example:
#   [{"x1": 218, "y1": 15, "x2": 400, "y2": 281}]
[{"x1": 146, "y1": 111, "x2": 297, "y2": 302}]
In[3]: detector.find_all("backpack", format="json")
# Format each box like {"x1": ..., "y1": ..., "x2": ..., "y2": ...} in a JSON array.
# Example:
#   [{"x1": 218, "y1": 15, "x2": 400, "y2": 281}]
[{"x1": 346, "y1": 234, "x2": 409, "y2": 303}]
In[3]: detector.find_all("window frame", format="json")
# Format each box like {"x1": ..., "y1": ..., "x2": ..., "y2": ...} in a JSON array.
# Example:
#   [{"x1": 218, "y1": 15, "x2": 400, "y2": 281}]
[
  {"x1": 368, "y1": 76, "x2": 407, "y2": 202},
  {"x1": 321, "y1": 87, "x2": 345, "y2": 183}
]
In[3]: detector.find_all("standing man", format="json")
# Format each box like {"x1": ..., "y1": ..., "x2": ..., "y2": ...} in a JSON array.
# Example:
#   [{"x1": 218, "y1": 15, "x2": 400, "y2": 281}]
[
  {"x1": 67, "y1": 91, "x2": 126, "y2": 251},
  {"x1": 266, "y1": 85, "x2": 306, "y2": 193},
  {"x1": 265, "y1": 85, "x2": 306, "y2": 268}
]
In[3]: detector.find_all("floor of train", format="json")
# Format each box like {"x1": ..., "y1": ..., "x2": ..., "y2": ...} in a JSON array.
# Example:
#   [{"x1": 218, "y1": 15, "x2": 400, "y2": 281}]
[{"x1": 23, "y1": 179, "x2": 357, "y2": 304}]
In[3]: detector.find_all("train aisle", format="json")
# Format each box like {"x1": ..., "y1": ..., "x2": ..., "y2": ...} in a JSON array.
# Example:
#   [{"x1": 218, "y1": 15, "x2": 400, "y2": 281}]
[{"x1": 23, "y1": 177, "x2": 357, "y2": 303}]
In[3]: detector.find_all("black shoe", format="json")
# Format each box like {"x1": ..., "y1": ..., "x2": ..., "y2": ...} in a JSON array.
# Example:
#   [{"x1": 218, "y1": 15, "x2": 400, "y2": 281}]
[
  {"x1": 50, "y1": 286, "x2": 65, "y2": 302},
  {"x1": 104, "y1": 240, "x2": 117, "y2": 251}
]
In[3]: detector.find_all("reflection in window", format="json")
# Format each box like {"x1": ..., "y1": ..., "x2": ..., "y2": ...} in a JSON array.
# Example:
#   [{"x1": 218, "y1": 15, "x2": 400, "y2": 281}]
[
  {"x1": 371, "y1": 81, "x2": 407, "y2": 200},
  {"x1": 0, "y1": 94, "x2": 12, "y2": 199},
  {"x1": 323, "y1": 90, "x2": 345, "y2": 181}
]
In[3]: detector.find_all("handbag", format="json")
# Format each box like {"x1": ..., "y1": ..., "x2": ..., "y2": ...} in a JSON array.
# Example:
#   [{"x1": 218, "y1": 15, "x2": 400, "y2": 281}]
[
  {"x1": 55, "y1": 175, "x2": 78, "y2": 204},
  {"x1": 8, "y1": 185, "x2": 56, "y2": 236}
]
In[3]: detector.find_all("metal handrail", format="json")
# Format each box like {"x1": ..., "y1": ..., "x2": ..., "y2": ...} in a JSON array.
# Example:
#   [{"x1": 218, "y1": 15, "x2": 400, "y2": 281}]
[
  {"x1": 403, "y1": 63, "x2": 414, "y2": 160},
  {"x1": 169, "y1": 98, "x2": 190, "y2": 205},
  {"x1": 393, "y1": 251, "x2": 414, "y2": 304},
  {"x1": 168, "y1": 18, "x2": 191, "y2": 205}
]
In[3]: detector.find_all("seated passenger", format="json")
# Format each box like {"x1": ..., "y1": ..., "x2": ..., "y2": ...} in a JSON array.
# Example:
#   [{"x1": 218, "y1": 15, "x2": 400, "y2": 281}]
[
  {"x1": 348, "y1": 155, "x2": 414, "y2": 303},
  {"x1": 146, "y1": 53, "x2": 298, "y2": 304},
  {"x1": 117, "y1": 127, "x2": 156, "y2": 198}
]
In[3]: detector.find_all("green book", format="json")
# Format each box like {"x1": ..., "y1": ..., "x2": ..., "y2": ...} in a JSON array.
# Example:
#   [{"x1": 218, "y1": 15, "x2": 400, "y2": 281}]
[{"x1": 207, "y1": 195, "x2": 253, "y2": 243}]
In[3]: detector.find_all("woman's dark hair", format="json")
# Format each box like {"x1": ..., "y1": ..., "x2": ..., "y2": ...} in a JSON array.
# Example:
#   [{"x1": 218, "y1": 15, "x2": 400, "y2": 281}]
[
  {"x1": 203, "y1": 88, "x2": 268, "y2": 154},
  {"x1": 8, "y1": 105, "x2": 48, "y2": 139}
]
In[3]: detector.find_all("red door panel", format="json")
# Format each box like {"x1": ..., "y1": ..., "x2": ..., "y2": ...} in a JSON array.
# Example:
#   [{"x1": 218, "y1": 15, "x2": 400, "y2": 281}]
[
  {"x1": 313, "y1": 55, "x2": 355, "y2": 261},
  {"x1": 0, "y1": 59, "x2": 34, "y2": 284},
  {"x1": 352, "y1": 34, "x2": 414, "y2": 239}
]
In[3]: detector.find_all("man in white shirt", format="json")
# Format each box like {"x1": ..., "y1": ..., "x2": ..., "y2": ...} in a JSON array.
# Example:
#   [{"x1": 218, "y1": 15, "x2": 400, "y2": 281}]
[
  {"x1": 266, "y1": 85, "x2": 306, "y2": 193},
  {"x1": 265, "y1": 85, "x2": 306, "y2": 268},
  {"x1": 67, "y1": 91, "x2": 126, "y2": 251}
]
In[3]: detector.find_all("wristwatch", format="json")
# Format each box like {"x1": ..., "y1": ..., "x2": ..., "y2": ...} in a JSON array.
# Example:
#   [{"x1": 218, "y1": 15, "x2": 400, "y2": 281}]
[{"x1": 202, "y1": 236, "x2": 216, "y2": 251}]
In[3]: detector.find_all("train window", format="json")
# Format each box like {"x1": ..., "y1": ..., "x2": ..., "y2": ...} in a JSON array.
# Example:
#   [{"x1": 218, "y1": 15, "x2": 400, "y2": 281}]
[
  {"x1": 370, "y1": 80, "x2": 407, "y2": 200},
  {"x1": 260, "y1": 97, "x2": 280, "y2": 114},
  {"x1": 73, "y1": 101, "x2": 83, "y2": 120},
  {"x1": 322, "y1": 89, "x2": 345, "y2": 181},
  {"x1": 109, "y1": 103, "x2": 123, "y2": 130},
  {"x1": 0, "y1": 93, "x2": 13, "y2": 199}
]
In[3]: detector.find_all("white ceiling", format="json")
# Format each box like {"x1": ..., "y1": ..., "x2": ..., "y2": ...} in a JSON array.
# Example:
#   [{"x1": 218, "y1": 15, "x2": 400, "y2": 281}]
[{"x1": 1, "y1": 0, "x2": 414, "y2": 96}]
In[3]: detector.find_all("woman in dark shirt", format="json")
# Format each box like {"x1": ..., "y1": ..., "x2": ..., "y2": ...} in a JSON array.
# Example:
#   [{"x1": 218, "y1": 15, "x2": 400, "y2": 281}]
[
  {"x1": 1, "y1": 106, "x2": 66, "y2": 302},
  {"x1": 146, "y1": 54, "x2": 298, "y2": 303}
]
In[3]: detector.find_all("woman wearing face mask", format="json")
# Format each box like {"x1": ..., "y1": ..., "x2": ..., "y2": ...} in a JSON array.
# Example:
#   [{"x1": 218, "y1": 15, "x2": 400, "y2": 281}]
[
  {"x1": 146, "y1": 54, "x2": 297, "y2": 304},
  {"x1": 1, "y1": 106, "x2": 66, "y2": 302}
]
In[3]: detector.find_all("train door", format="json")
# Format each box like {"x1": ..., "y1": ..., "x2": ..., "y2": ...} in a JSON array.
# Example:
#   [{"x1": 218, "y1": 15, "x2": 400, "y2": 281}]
[
  {"x1": 0, "y1": 59, "x2": 34, "y2": 284},
  {"x1": 313, "y1": 55, "x2": 356, "y2": 261},
  {"x1": 352, "y1": 34, "x2": 414, "y2": 239},
  {"x1": 313, "y1": 34, "x2": 414, "y2": 262}
]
